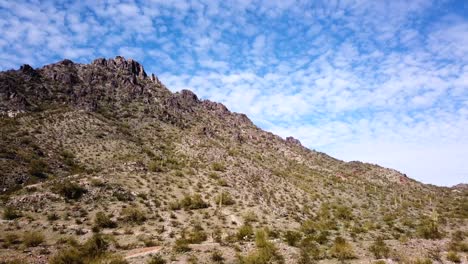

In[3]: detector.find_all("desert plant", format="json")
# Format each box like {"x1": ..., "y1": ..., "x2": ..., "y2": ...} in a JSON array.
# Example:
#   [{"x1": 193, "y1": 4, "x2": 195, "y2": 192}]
[
  {"x1": 29, "y1": 159, "x2": 48, "y2": 178},
  {"x1": 54, "y1": 181, "x2": 87, "y2": 200},
  {"x1": 94, "y1": 211, "x2": 117, "y2": 229},
  {"x1": 329, "y1": 237, "x2": 355, "y2": 261},
  {"x1": 211, "y1": 249, "x2": 224, "y2": 263},
  {"x1": 49, "y1": 234, "x2": 118, "y2": 264},
  {"x1": 215, "y1": 192, "x2": 235, "y2": 206},
  {"x1": 212, "y1": 162, "x2": 226, "y2": 172},
  {"x1": 180, "y1": 194, "x2": 209, "y2": 210},
  {"x1": 3, "y1": 207, "x2": 22, "y2": 220},
  {"x1": 369, "y1": 237, "x2": 390, "y2": 259},
  {"x1": 237, "y1": 224, "x2": 254, "y2": 241},
  {"x1": 173, "y1": 238, "x2": 191, "y2": 253},
  {"x1": 81, "y1": 233, "x2": 109, "y2": 258},
  {"x1": 23, "y1": 231, "x2": 45, "y2": 247},
  {"x1": 284, "y1": 230, "x2": 302, "y2": 247},
  {"x1": 121, "y1": 207, "x2": 147, "y2": 224},
  {"x1": 417, "y1": 217, "x2": 443, "y2": 239},
  {"x1": 446, "y1": 251, "x2": 461, "y2": 263},
  {"x1": 147, "y1": 254, "x2": 166, "y2": 264},
  {"x1": 186, "y1": 225, "x2": 208, "y2": 244},
  {"x1": 239, "y1": 229, "x2": 284, "y2": 264},
  {"x1": 49, "y1": 247, "x2": 83, "y2": 264}
]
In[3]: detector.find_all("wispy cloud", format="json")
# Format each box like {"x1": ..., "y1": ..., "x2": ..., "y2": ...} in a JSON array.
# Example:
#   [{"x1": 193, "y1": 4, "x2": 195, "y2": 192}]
[{"x1": 0, "y1": 0, "x2": 467, "y2": 186}]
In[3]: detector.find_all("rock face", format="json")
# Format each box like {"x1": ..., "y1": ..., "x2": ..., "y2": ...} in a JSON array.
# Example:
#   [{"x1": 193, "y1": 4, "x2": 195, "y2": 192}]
[{"x1": 286, "y1": 136, "x2": 302, "y2": 147}]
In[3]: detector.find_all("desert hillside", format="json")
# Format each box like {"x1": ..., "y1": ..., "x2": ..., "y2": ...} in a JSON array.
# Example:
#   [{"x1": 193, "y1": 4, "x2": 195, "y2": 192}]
[{"x1": 0, "y1": 57, "x2": 466, "y2": 264}]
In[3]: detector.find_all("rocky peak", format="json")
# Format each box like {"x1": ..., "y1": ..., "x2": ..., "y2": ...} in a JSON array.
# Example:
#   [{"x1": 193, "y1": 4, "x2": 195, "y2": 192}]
[
  {"x1": 286, "y1": 136, "x2": 302, "y2": 147},
  {"x1": 92, "y1": 56, "x2": 147, "y2": 79}
]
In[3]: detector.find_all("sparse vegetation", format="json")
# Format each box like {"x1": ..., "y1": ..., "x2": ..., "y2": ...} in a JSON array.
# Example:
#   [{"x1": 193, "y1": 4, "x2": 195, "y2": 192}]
[
  {"x1": 284, "y1": 230, "x2": 302, "y2": 247},
  {"x1": 53, "y1": 181, "x2": 87, "y2": 200},
  {"x1": 369, "y1": 237, "x2": 390, "y2": 259},
  {"x1": 446, "y1": 251, "x2": 461, "y2": 263},
  {"x1": 215, "y1": 191, "x2": 235, "y2": 206},
  {"x1": 121, "y1": 207, "x2": 147, "y2": 224},
  {"x1": 23, "y1": 231, "x2": 45, "y2": 247},
  {"x1": 94, "y1": 211, "x2": 117, "y2": 229},
  {"x1": 147, "y1": 254, "x2": 166, "y2": 264},
  {"x1": 329, "y1": 236, "x2": 355, "y2": 261},
  {"x1": 237, "y1": 224, "x2": 254, "y2": 241},
  {"x1": 3, "y1": 207, "x2": 22, "y2": 220},
  {"x1": 238, "y1": 229, "x2": 284, "y2": 264}
]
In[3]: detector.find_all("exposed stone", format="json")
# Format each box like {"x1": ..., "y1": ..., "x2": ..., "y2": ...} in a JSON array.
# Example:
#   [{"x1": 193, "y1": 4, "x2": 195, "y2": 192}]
[{"x1": 286, "y1": 136, "x2": 302, "y2": 146}]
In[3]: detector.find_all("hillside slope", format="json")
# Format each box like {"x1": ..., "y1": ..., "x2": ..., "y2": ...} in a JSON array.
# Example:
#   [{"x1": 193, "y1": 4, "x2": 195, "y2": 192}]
[{"x1": 0, "y1": 57, "x2": 466, "y2": 264}]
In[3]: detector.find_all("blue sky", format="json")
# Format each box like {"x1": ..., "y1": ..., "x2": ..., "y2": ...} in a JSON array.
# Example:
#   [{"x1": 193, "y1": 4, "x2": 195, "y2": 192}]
[{"x1": 0, "y1": 0, "x2": 467, "y2": 186}]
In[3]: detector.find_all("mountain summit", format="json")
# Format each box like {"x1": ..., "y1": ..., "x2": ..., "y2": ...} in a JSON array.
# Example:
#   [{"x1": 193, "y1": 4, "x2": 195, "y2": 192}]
[{"x1": 0, "y1": 57, "x2": 466, "y2": 263}]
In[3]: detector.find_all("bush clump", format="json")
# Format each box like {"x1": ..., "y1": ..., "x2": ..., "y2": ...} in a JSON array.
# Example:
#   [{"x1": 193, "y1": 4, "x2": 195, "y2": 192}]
[
  {"x1": 147, "y1": 254, "x2": 166, "y2": 264},
  {"x1": 369, "y1": 237, "x2": 390, "y2": 259},
  {"x1": 3, "y1": 207, "x2": 22, "y2": 220},
  {"x1": 329, "y1": 237, "x2": 355, "y2": 261},
  {"x1": 186, "y1": 225, "x2": 208, "y2": 244},
  {"x1": 417, "y1": 217, "x2": 443, "y2": 239},
  {"x1": 211, "y1": 249, "x2": 224, "y2": 263},
  {"x1": 446, "y1": 251, "x2": 461, "y2": 263},
  {"x1": 237, "y1": 224, "x2": 254, "y2": 241},
  {"x1": 94, "y1": 211, "x2": 117, "y2": 229},
  {"x1": 215, "y1": 192, "x2": 235, "y2": 206},
  {"x1": 284, "y1": 230, "x2": 302, "y2": 247},
  {"x1": 23, "y1": 231, "x2": 45, "y2": 247},
  {"x1": 121, "y1": 207, "x2": 147, "y2": 224},
  {"x1": 238, "y1": 229, "x2": 284, "y2": 264},
  {"x1": 49, "y1": 234, "x2": 126, "y2": 264},
  {"x1": 180, "y1": 194, "x2": 209, "y2": 210},
  {"x1": 29, "y1": 159, "x2": 49, "y2": 178},
  {"x1": 54, "y1": 181, "x2": 87, "y2": 200},
  {"x1": 212, "y1": 162, "x2": 226, "y2": 172}
]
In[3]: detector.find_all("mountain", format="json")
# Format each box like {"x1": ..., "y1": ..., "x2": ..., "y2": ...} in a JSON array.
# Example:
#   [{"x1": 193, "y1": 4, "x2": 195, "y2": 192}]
[{"x1": 0, "y1": 57, "x2": 466, "y2": 264}]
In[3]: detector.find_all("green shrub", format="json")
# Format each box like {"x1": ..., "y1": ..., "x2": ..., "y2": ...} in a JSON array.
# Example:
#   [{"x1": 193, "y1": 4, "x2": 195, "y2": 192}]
[
  {"x1": 284, "y1": 230, "x2": 302, "y2": 247},
  {"x1": 299, "y1": 235, "x2": 321, "y2": 260},
  {"x1": 417, "y1": 217, "x2": 443, "y2": 239},
  {"x1": 446, "y1": 251, "x2": 461, "y2": 263},
  {"x1": 3, "y1": 233, "x2": 21, "y2": 247},
  {"x1": 147, "y1": 254, "x2": 166, "y2": 264},
  {"x1": 94, "y1": 212, "x2": 117, "y2": 229},
  {"x1": 173, "y1": 238, "x2": 191, "y2": 253},
  {"x1": 121, "y1": 207, "x2": 147, "y2": 224},
  {"x1": 329, "y1": 237, "x2": 355, "y2": 261},
  {"x1": 237, "y1": 224, "x2": 254, "y2": 241},
  {"x1": 3, "y1": 207, "x2": 22, "y2": 220},
  {"x1": 29, "y1": 159, "x2": 48, "y2": 178},
  {"x1": 23, "y1": 231, "x2": 45, "y2": 247},
  {"x1": 49, "y1": 247, "x2": 83, "y2": 264},
  {"x1": 413, "y1": 258, "x2": 433, "y2": 264},
  {"x1": 215, "y1": 192, "x2": 235, "y2": 206},
  {"x1": 82, "y1": 233, "x2": 109, "y2": 258},
  {"x1": 54, "y1": 181, "x2": 87, "y2": 200},
  {"x1": 47, "y1": 212, "x2": 60, "y2": 221},
  {"x1": 243, "y1": 211, "x2": 258, "y2": 224},
  {"x1": 211, "y1": 249, "x2": 224, "y2": 263},
  {"x1": 212, "y1": 162, "x2": 226, "y2": 172},
  {"x1": 148, "y1": 161, "x2": 162, "y2": 172},
  {"x1": 49, "y1": 234, "x2": 117, "y2": 264},
  {"x1": 369, "y1": 237, "x2": 390, "y2": 259},
  {"x1": 180, "y1": 194, "x2": 209, "y2": 210},
  {"x1": 300, "y1": 219, "x2": 316, "y2": 235},
  {"x1": 186, "y1": 225, "x2": 208, "y2": 244},
  {"x1": 239, "y1": 229, "x2": 284, "y2": 264},
  {"x1": 335, "y1": 205, "x2": 353, "y2": 220}
]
